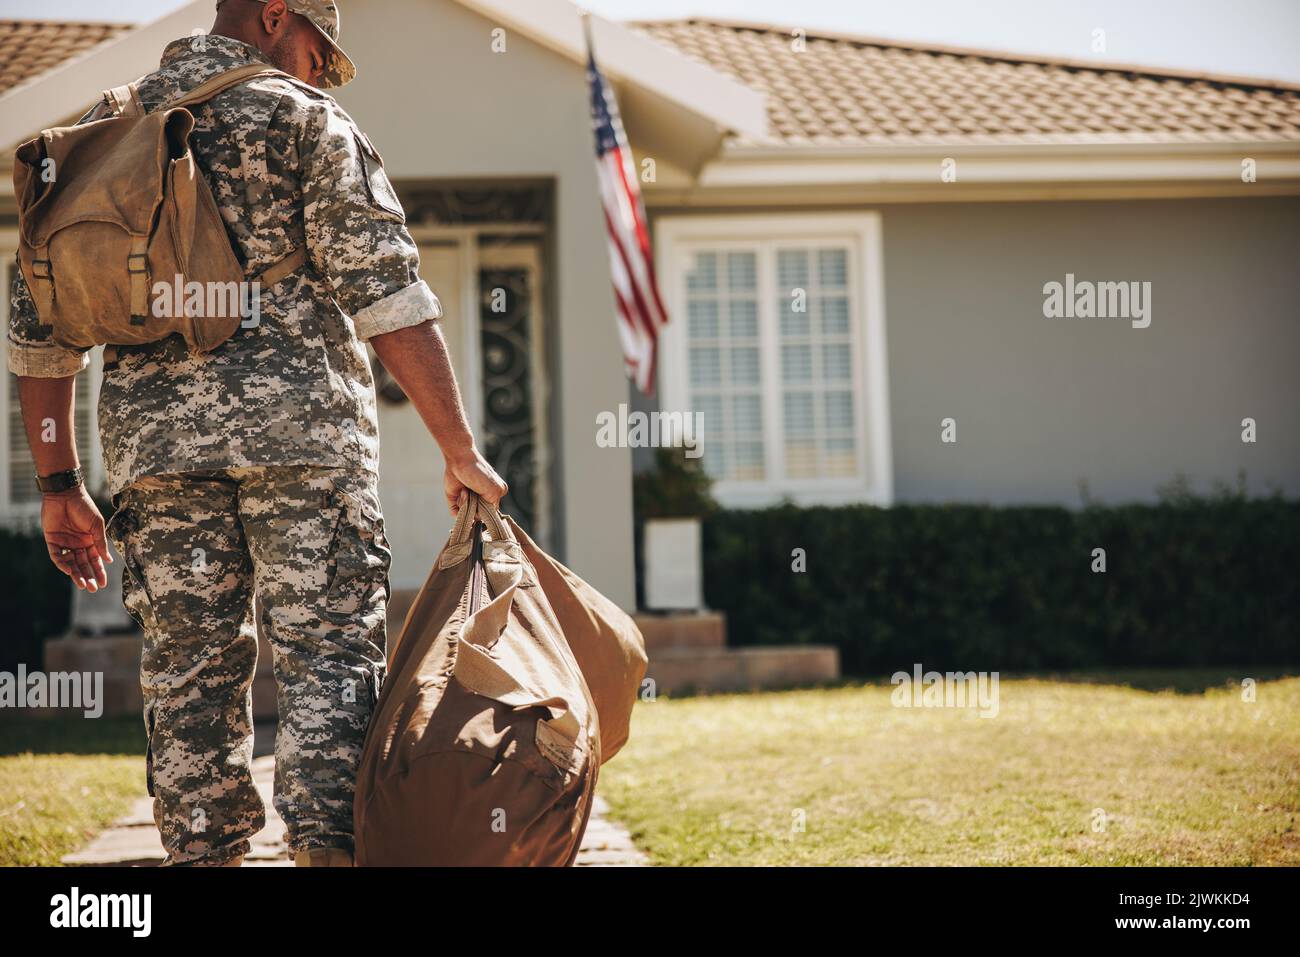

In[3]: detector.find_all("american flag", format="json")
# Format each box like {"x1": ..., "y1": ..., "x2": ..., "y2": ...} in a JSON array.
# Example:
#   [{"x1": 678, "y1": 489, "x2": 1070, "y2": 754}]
[{"x1": 585, "y1": 21, "x2": 668, "y2": 396}]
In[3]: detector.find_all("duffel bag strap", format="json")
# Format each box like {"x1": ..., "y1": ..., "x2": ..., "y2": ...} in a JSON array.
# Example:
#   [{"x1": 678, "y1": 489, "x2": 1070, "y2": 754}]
[
  {"x1": 450, "y1": 492, "x2": 512, "y2": 545},
  {"x1": 439, "y1": 493, "x2": 518, "y2": 570}
]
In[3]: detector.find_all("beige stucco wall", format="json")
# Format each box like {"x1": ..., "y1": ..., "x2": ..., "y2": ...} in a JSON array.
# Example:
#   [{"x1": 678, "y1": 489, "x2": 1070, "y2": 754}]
[
  {"x1": 330, "y1": 0, "x2": 635, "y2": 607},
  {"x1": 643, "y1": 196, "x2": 1300, "y2": 505}
]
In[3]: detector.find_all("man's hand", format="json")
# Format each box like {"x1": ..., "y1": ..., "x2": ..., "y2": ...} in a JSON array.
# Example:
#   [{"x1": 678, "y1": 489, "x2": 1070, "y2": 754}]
[
  {"x1": 445, "y1": 446, "x2": 508, "y2": 515},
  {"x1": 369, "y1": 319, "x2": 510, "y2": 516},
  {"x1": 42, "y1": 488, "x2": 111, "y2": 592}
]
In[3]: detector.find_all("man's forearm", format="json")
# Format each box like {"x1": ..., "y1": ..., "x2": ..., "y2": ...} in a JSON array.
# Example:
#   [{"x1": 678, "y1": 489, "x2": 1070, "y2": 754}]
[
  {"x1": 17, "y1": 375, "x2": 80, "y2": 476},
  {"x1": 368, "y1": 319, "x2": 476, "y2": 463}
]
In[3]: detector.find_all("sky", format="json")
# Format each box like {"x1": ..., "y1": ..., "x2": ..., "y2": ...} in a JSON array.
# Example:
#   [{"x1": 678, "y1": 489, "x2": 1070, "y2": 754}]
[{"x1": 5, "y1": 0, "x2": 1299, "y2": 85}]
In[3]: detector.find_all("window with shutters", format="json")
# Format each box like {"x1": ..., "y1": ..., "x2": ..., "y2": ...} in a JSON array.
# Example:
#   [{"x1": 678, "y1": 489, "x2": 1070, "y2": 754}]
[
  {"x1": 0, "y1": 248, "x2": 103, "y2": 524},
  {"x1": 657, "y1": 214, "x2": 892, "y2": 507}
]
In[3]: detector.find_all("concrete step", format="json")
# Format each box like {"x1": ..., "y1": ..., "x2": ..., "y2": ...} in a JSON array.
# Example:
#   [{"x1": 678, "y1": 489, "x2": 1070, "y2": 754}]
[
  {"x1": 44, "y1": 634, "x2": 142, "y2": 673},
  {"x1": 645, "y1": 645, "x2": 840, "y2": 696},
  {"x1": 45, "y1": 608, "x2": 818, "y2": 710},
  {"x1": 632, "y1": 611, "x2": 727, "y2": 652},
  {"x1": 10, "y1": 671, "x2": 144, "y2": 720},
  {"x1": 41, "y1": 632, "x2": 279, "y2": 721}
]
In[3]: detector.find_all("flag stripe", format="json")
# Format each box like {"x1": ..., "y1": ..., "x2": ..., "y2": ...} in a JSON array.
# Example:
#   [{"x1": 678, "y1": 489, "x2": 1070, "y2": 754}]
[
  {"x1": 599, "y1": 157, "x2": 666, "y2": 331},
  {"x1": 587, "y1": 34, "x2": 668, "y2": 395},
  {"x1": 611, "y1": 150, "x2": 669, "y2": 323},
  {"x1": 603, "y1": 205, "x2": 660, "y2": 343}
]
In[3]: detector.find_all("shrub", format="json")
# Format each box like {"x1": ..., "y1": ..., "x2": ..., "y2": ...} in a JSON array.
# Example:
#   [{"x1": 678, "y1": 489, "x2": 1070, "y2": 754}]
[
  {"x1": 0, "y1": 526, "x2": 73, "y2": 673},
  {"x1": 701, "y1": 493, "x2": 1300, "y2": 673}
]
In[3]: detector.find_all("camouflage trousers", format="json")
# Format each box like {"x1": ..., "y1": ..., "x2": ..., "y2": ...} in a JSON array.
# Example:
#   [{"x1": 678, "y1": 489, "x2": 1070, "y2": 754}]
[{"x1": 104, "y1": 465, "x2": 390, "y2": 865}]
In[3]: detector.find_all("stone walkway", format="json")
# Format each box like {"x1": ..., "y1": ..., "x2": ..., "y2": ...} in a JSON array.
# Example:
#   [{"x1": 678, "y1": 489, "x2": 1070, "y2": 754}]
[{"x1": 64, "y1": 729, "x2": 646, "y2": 867}]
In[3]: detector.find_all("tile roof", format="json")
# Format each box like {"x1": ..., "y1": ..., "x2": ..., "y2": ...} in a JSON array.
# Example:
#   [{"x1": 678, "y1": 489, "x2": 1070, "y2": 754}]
[
  {"x1": 4, "y1": 17, "x2": 1298, "y2": 149},
  {"x1": 633, "y1": 18, "x2": 1300, "y2": 147},
  {"x1": 0, "y1": 20, "x2": 131, "y2": 97}
]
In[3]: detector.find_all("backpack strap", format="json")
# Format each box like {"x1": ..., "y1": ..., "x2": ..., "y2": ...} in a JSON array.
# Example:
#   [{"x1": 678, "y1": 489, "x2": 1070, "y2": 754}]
[
  {"x1": 103, "y1": 247, "x2": 312, "y2": 367},
  {"x1": 101, "y1": 63, "x2": 295, "y2": 120},
  {"x1": 165, "y1": 63, "x2": 294, "y2": 112},
  {"x1": 103, "y1": 82, "x2": 143, "y2": 118},
  {"x1": 255, "y1": 247, "x2": 309, "y2": 288},
  {"x1": 127, "y1": 235, "x2": 151, "y2": 328}
]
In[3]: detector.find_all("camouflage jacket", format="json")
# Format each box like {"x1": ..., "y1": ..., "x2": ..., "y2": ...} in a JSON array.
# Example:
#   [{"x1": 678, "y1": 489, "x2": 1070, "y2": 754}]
[{"x1": 7, "y1": 34, "x2": 440, "y2": 496}]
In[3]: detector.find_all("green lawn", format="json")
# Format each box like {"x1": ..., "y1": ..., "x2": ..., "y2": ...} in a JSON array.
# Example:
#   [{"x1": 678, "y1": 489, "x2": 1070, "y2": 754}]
[
  {"x1": 4, "y1": 673, "x2": 1298, "y2": 867},
  {"x1": 0, "y1": 716, "x2": 143, "y2": 867},
  {"x1": 598, "y1": 673, "x2": 1300, "y2": 865}
]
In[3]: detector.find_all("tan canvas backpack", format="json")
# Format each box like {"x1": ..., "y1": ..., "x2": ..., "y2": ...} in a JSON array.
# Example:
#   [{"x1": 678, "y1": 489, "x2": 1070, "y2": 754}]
[{"x1": 13, "y1": 63, "x2": 308, "y2": 355}]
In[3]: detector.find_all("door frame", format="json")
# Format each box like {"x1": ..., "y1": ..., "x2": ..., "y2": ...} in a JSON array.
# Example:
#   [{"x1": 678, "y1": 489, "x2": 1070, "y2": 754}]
[{"x1": 410, "y1": 224, "x2": 551, "y2": 548}]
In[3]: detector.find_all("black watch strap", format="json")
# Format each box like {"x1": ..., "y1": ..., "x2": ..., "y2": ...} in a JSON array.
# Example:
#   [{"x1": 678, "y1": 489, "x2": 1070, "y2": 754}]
[{"x1": 35, "y1": 467, "x2": 85, "y2": 494}]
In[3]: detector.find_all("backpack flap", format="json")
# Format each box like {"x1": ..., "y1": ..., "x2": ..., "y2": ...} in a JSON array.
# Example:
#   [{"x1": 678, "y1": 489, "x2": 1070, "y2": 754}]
[
  {"x1": 12, "y1": 136, "x2": 57, "y2": 317},
  {"x1": 10, "y1": 65, "x2": 282, "y2": 353},
  {"x1": 14, "y1": 110, "x2": 178, "y2": 348}
]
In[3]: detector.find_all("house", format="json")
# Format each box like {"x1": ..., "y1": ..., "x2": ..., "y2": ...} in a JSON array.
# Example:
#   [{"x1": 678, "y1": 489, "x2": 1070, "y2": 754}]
[{"x1": 2, "y1": 1, "x2": 1298, "y2": 624}]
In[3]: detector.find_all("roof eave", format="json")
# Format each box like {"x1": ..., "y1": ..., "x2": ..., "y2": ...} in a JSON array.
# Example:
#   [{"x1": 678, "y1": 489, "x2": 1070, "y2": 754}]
[
  {"x1": 456, "y1": 0, "x2": 768, "y2": 139},
  {"x1": 687, "y1": 137, "x2": 1300, "y2": 192},
  {"x1": 720, "y1": 136, "x2": 1300, "y2": 159},
  {"x1": 0, "y1": 1, "x2": 214, "y2": 149}
]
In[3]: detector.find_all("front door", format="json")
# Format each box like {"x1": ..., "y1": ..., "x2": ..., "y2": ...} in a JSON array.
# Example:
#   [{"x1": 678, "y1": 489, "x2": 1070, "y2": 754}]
[
  {"x1": 477, "y1": 242, "x2": 549, "y2": 548},
  {"x1": 372, "y1": 241, "x2": 466, "y2": 591},
  {"x1": 372, "y1": 235, "x2": 549, "y2": 592}
]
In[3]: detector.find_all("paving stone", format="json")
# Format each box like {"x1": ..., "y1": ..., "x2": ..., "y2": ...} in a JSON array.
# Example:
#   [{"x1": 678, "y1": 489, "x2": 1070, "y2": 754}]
[{"x1": 64, "y1": 750, "x2": 646, "y2": 866}]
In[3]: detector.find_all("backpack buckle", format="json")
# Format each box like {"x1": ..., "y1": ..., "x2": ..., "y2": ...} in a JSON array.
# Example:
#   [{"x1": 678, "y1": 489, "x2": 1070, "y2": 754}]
[
  {"x1": 126, "y1": 253, "x2": 148, "y2": 274},
  {"x1": 31, "y1": 258, "x2": 53, "y2": 281}
]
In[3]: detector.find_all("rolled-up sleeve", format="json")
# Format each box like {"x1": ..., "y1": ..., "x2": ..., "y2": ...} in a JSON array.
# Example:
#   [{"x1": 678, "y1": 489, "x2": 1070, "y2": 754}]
[
  {"x1": 295, "y1": 96, "x2": 442, "y2": 341},
  {"x1": 350, "y1": 278, "x2": 443, "y2": 340},
  {"x1": 7, "y1": 255, "x2": 90, "y2": 377}
]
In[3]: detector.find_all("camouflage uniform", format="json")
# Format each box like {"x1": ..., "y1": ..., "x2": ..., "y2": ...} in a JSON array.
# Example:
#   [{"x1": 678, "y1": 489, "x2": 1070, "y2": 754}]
[{"x1": 7, "y1": 34, "x2": 440, "y2": 864}]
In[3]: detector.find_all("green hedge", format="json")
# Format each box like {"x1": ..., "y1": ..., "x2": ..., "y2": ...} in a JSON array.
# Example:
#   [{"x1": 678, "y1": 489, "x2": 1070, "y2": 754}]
[
  {"x1": 701, "y1": 496, "x2": 1300, "y2": 673},
  {"x1": 0, "y1": 526, "x2": 73, "y2": 674}
]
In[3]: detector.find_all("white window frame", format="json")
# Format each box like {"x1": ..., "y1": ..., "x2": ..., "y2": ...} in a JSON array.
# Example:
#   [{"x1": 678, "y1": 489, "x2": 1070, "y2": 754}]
[
  {"x1": 656, "y1": 212, "x2": 892, "y2": 508},
  {"x1": 0, "y1": 230, "x2": 105, "y2": 526}
]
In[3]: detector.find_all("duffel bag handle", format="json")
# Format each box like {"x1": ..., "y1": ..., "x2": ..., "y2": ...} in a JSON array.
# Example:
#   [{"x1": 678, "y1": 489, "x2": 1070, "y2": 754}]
[{"x1": 449, "y1": 491, "x2": 512, "y2": 545}]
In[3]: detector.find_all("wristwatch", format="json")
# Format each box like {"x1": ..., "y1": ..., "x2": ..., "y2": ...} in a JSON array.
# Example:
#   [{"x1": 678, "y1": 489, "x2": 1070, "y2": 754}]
[{"x1": 35, "y1": 467, "x2": 85, "y2": 494}]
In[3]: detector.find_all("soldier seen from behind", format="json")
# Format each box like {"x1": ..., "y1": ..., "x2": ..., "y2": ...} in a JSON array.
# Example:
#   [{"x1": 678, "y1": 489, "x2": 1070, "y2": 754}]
[{"x1": 8, "y1": 0, "x2": 507, "y2": 867}]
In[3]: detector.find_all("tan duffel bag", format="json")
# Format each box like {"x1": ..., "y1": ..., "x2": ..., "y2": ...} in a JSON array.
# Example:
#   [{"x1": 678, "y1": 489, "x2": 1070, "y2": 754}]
[
  {"x1": 355, "y1": 495, "x2": 605, "y2": 866},
  {"x1": 13, "y1": 62, "x2": 308, "y2": 354},
  {"x1": 502, "y1": 515, "x2": 647, "y2": 762}
]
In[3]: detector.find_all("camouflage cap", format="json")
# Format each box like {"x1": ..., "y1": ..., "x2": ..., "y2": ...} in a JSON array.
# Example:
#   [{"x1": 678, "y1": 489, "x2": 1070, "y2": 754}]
[{"x1": 253, "y1": 0, "x2": 356, "y2": 88}]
